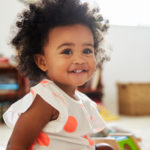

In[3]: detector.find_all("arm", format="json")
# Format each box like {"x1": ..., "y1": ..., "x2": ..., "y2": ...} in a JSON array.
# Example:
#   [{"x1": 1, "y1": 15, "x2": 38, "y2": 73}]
[
  {"x1": 6, "y1": 94, "x2": 59, "y2": 150},
  {"x1": 95, "y1": 143, "x2": 114, "y2": 150}
]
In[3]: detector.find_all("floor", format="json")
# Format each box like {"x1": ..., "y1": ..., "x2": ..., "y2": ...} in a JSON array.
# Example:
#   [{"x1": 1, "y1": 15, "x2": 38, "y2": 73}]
[
  {"x1": 107, "y1": 115, "x2": 150, "y2": 150},
  {"x1": 0, "y1": 115, "x2": 150, "y2": 150},
  {"x1": 0, "y1": 123, "x2": 12, "y2": 150}
]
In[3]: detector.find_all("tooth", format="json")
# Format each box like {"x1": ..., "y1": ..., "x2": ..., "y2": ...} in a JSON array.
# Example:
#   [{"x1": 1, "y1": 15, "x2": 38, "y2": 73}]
[{"x1": 74, "y1": 70, "x2": 82, "y2": 73}]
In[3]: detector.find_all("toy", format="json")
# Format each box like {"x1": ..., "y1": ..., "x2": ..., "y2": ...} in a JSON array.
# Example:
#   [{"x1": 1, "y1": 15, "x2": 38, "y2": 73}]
[{"x1": 93, "y1": 133, "x2": 141, "y2": 150}]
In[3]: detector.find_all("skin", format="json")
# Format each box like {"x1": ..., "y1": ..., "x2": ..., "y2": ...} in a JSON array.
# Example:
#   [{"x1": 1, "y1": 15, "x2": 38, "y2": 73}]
[
  {"x1": 6, "y1": 24, "x2": 113, "y2": 150},
  {"x1": 35, "y1": 24, "x2": 96, "y2": 99},
  {"x1": 96, "y1": 143, "x2": 114, "y2": 150}
]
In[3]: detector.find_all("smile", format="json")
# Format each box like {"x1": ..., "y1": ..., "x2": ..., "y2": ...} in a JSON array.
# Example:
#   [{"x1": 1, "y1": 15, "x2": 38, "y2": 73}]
[
  {"x1": 73, "y1": 70, "x2": 85, "y2": 73},
  {"x1": 70, "y1": 70, "x2": 87, "y2": 73}
]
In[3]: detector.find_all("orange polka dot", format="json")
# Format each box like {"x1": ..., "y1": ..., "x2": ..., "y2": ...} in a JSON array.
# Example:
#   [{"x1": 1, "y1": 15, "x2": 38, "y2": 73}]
[
  {"x1": 88, "y1": 139, "x2": 95, "y2": 146},
  {"x1": 40, "y1": 80, "x2": 48, "y2": 84},
  {"x1": 28, "y1": 141, "x2": 36, "y2": 150},
  {"x1": 83, "y1": 135, "x2": 95, "y2": 146},
  {"x1": 90, "y1": 116, "x2": 93, "y2": 121},
  {"x1": 36, "y1": 132, "x2": 50, "y2": 146},
  {"x1": 83, "y1": 135, "x2": 88, "y2": 139},
  {"x1": 52, "y1": 91, "x2": 66, "y2": 105},
  {"x1": 28, "y1": 132, "x2": 50, "y2": 150},
  {"x1": 64, "y1": 116, "x2": 78, "y2": 133},
  {"x1": 30, "y1": 88, "x2": 35, "y2": 95},
  {"x1": 80, "y1": 103, "x2": 84, "y2": 107}
]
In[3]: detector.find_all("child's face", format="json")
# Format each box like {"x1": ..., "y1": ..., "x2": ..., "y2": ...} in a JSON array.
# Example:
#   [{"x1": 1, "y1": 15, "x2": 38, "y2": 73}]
[{"x1": 35, "y1": 24, "x2": 96, "y2": 90}]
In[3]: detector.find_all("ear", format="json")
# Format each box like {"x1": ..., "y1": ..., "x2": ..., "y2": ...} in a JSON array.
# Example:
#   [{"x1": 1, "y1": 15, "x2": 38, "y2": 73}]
[{"x1": 34, "y1": 54, "x2": 47, "y2": 72}]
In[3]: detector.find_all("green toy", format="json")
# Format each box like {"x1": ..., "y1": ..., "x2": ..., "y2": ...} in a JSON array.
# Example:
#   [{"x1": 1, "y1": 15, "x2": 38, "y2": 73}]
[{"x1": 114, "y1": 136, "x2": 139, "y2": 150}]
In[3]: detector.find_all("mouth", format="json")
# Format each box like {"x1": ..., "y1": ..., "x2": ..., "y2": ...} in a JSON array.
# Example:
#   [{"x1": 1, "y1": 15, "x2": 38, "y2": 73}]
[{"x1": 69, "y1": 69, "x2": 88, "y2": 73}]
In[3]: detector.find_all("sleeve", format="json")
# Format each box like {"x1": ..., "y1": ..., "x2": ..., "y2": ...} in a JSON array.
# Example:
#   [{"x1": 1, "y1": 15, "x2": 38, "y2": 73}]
[
  {"x1": 31, "y1": 83, "x2": 68, "y2": 133},
  {"x1": 3, "y1": 82, "x2": 68, "y2": 133},
  {"x1": 3, "y1": 93, "x2": 34, "y2": 129},
  {"x1": 88, "y1": 100, "x2": 107, "y2": 133},
  {"x1": 79, "y1": 92, "x2": 106, "y2": 133}
]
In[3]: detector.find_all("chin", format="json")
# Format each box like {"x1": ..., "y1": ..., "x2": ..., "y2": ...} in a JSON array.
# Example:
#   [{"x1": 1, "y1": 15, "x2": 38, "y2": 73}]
[{"x1": 75, "y1": 81, "x2": 87, "y2": 87}]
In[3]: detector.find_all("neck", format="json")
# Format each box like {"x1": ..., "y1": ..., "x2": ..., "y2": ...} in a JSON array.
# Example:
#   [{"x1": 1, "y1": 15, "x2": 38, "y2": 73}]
[{"x1": 54, "y1": 82, "x2": 77, "y2": 99}]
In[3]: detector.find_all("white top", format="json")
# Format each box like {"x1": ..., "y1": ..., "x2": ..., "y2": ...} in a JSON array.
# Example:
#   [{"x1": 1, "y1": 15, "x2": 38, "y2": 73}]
[{"x1": 3, "y1": 79, "x2": 106, "y2": 150}]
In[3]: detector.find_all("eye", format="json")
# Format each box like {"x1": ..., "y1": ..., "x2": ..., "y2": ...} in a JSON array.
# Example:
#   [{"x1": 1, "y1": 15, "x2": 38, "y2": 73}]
[
  {"x1": 61, "y1": 48, "x2": 72, "y2": 55},
  {"x1": 83, "y1": 48, "x2": 93, "y2": 54}
]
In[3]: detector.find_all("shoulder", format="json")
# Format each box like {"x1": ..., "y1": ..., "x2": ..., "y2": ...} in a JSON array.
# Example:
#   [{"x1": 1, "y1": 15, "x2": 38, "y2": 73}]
[
  {"x1": 26, "y1": 94, "x2": 59, "y2": 122},
  {"x1": 31, "y1": 79, "x2": 62, "y2": 105}
]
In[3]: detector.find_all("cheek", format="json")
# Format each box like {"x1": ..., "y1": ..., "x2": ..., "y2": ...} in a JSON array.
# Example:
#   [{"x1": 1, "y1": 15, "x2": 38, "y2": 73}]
[
  {"x1": 47, "y1": 60, "x2": 65, "y2": 75},
  {"x1": 89, "y1": 58, "x2": 96, "y2": 72}
]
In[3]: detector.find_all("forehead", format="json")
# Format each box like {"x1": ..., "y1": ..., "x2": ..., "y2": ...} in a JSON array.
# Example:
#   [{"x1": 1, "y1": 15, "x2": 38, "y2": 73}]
[{"x1": 46, "y1": 24, "x2": 94, "y2": 47}]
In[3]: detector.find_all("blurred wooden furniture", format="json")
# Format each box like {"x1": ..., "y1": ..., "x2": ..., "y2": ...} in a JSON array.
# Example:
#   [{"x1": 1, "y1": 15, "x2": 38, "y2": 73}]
[
  {"x1": 78, "y1": 67, "x2": 103, "y2": 102},
  {"x1": 117, "y1": 83, "x2": 150, "y2": 115},
  {"x1": 0, "y1": 62, "x2": 28, "y2": 102}
]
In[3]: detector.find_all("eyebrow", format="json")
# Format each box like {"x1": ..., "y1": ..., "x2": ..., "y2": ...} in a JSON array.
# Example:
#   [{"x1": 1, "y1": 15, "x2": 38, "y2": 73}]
[
  {"x1": 57, "y1": 42, "x2": 94, "y2": 50},
  {"x1": 84, "y1": 43, "x2": 94, "y2": 47},
  {"x1": 57, "y1": 43, "x2": 74, "y2": 49}
]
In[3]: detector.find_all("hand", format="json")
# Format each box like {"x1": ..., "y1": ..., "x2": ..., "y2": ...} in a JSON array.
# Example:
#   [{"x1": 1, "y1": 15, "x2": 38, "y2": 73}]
[{"x1": 95, "y1": 143, "x2": 114, "y2": 150}]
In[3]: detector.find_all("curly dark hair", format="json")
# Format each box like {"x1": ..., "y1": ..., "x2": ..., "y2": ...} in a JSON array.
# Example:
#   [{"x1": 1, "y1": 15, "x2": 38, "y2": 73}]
[{"x1": 11, "y1": 0, "x2": 108, "y2": 82}]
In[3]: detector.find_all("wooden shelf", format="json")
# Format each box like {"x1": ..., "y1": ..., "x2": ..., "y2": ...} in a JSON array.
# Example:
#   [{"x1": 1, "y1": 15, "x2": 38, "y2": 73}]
[{"x1": 0, "y1": 62, "x2": 29, "y2": 102}]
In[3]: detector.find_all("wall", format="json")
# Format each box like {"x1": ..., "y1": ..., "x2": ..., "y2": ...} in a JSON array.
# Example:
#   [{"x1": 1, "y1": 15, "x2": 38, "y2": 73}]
[
  {"x1": 0, "y1": 0, "x2": 25, "y2": 58},
  {"x1": 102, "y1": 25, "x2": 150, "y2": 114}
]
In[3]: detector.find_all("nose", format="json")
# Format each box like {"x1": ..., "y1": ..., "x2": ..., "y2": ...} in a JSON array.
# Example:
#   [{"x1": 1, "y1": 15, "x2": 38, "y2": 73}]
[{"x1": 72, "y1": 53, "x2": 85, "y2": 65}]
